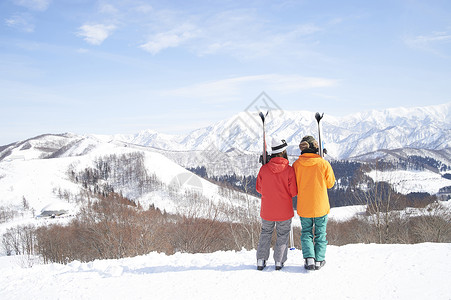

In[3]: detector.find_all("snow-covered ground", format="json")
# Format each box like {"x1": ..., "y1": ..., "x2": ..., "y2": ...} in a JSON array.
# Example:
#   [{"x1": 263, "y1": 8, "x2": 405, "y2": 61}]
[
  {"x1": 328, "y1": 205, "x2": 367, "y2": 222},
  {"x1": 367, "y1": 169, "x2": 451, "y2": 195},
  {"x1": 1, "y1": 243, "x2": 450, "y2": 300}
]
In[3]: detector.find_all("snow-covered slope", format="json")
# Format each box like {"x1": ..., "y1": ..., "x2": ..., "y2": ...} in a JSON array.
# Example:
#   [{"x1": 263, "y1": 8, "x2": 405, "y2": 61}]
[
  {"x1": 1, "y1": 243, "x2": 450, "y2": 300},
  {"x1": 0, "y1": 134, "x2": 259, "y2": 224},
  {"x1": 367, "y1": 169, "x2": 451, "y2": 195}
]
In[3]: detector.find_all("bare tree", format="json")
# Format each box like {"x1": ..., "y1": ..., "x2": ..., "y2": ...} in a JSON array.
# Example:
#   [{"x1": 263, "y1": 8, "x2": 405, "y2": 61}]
[
  {"x1": 412, "y1": 202, "x2": 451, "y2": 243},
  {"x1": 354, "y1": 161, "x2": 404, "y2": 243}
]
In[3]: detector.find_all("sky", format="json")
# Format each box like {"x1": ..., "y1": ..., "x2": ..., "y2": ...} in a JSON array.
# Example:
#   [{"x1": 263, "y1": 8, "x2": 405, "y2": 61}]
[{"x1": 1, "y1": 0, "x2": 450, "y2": 145}]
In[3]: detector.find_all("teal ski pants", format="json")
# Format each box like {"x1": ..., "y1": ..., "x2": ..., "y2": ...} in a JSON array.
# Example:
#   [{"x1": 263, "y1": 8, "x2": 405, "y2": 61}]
[{"x1": 300, "y1": 215, "x2": 328, "y2": 261}]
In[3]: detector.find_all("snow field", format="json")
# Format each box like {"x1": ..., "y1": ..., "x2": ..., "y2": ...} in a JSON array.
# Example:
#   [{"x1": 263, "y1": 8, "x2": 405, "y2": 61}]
[
  {"x1": 1, "y1": 243, "x2": 450, "y2": 300},
  {"x1": 367, "y1": 169, "x2": 451, "y2": 195}
]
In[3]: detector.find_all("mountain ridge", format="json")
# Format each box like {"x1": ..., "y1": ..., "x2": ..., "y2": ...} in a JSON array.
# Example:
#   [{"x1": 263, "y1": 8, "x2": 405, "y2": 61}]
[
  {"x1": 2, "y1": 103, "x2": 449, "y2": 160},
  {"x1": 116, "y1": 102, "x2": 451, "y2": 160}
]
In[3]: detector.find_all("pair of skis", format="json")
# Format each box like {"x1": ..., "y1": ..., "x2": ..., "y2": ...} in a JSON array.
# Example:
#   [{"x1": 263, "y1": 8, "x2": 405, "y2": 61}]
[
  {"x1": 259, "y1": 111, "x2": 325, "y2": 163},
  {"x1": 258, "y1": 111, "x2": 326, "y2": 251}
]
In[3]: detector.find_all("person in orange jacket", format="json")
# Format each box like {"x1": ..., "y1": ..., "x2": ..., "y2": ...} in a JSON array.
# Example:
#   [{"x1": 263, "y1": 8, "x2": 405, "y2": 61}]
[
  {"x1": 255, "y1": 137, "x2": 298, "y2": 271},
  {"x1": 292, "y1": 135, "x2": 335, "y2": 270}
]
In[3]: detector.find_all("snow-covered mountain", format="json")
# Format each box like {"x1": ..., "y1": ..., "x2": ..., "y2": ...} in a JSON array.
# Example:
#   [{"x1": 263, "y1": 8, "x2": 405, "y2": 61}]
[
  {"x1": 112, "y1": 130, "x2": 184, "y2": 150},
  {"x1": 120, "y1": 103, "x2": 451, "y2": 160}
]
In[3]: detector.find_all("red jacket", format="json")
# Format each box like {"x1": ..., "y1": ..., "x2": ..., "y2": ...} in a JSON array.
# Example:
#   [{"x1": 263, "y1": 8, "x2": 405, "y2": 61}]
[{"x1": 256, "y1": 157, "x2": 297, "y2": 221}]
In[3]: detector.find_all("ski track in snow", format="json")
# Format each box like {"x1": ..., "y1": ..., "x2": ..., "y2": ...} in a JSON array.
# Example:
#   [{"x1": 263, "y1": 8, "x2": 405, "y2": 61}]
[{"x1": 1, "y1": 243, "x2": 450, "y2": 300}]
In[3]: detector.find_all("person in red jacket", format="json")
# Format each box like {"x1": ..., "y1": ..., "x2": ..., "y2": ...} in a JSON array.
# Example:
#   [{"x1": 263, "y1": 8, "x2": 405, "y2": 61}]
[{"x1": 255, "y1": 137, "x2": 298, "y2": 271}]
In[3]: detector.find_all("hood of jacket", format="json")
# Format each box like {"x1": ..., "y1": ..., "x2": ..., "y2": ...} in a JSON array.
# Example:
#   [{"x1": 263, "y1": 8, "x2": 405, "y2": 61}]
[
  {"x1": 297, "y1": 153, "x2": 322, "y2": 167},
  {"x1": 267, "y1": 157, "x2": 289, "y2": 174}
]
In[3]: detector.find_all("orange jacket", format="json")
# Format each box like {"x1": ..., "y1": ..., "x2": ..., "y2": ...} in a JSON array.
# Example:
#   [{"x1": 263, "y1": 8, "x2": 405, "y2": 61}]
[
  {"x1": 292, "y1": 153, "x2": 335, "y2": 218},
  {"x1": 256, "y1": 157, "x2": 297, "y2": 221}
]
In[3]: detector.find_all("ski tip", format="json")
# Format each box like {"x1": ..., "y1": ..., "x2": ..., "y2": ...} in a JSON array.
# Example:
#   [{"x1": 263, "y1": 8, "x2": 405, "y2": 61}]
[
  {"x1": 259, "y1": 111, "x2": 269, "y2": 121},
  {"x1": 315, "y1": 112, "x2": 324, "y2": 122}
]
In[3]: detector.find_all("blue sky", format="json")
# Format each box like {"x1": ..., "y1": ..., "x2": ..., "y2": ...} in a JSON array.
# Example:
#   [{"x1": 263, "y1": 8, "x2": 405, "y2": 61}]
[{"x1": 1, "y1": 0, "x2": 450, "y2": 145}]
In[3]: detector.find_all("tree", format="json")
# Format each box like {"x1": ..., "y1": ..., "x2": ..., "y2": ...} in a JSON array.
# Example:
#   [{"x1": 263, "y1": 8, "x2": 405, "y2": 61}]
[{"x1": 354, "y1": 161, "x2": 404, "y2": 243}]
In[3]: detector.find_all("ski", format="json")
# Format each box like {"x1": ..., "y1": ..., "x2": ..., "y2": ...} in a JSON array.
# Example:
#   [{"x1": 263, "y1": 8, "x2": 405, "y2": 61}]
[
  {"x1": 259, "y1": 111, "x2": 269, "y2": 165},
  {"x1": 315, "y1": 112, "x2": 324, "y2": 157}
]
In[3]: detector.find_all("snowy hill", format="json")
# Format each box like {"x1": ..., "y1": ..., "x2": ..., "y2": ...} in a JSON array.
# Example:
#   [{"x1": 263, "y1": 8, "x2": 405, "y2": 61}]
[
  {"x1": 0, "y1": 133, "x2": 259, "y2": 226},
  {"x1": 1, "y1": 243, "x2": 450, "y2": 300}
]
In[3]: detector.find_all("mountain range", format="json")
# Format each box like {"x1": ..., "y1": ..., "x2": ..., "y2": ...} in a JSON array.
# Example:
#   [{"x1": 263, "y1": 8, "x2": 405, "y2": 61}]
[{"x1": 116, "y1": 102, "x2": 451, "y2": 161}]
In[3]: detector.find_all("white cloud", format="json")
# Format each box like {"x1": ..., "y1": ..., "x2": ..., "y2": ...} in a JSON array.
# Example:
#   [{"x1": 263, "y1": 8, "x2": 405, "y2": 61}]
[
  {"x1": 13, "y1": 0, "x2": 51, "y2": 11},
  {"x1": 264, "y1": 74, "x2": 338, "y2": 91},
  {"x1": 192, "y1": 14, "x2": 321, "y2": 59},
  {"x1": 291, "y1": 24, "x2": 322, "y2": 36},
  {"x1": 404, "y1": 31, "x2": 451, "y2": 55},
  {"x1": 160, "y1": 74, "x2": 338, "y2": 103},
  {"x1": 137, "y1": 7, "x2": 322, "y2": 59},
  {"x1": 140, "y1": 24, "x2": 199, "y2": 54},
  {"x1": 407, "y1": 31, "x2": 451, "y2": 45},
  {"x1": 5, "y1": 13, "x2": 35, "y2": 33},
  {"x1": 77, "y1": 24, "x2": 116, "y2": 45},
  {"x1": 99, "y1": 3, "x2": 119, "y2": 15},
  {"x1": 133, "y1": 4, "x2": 153, "y2": 14}
]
